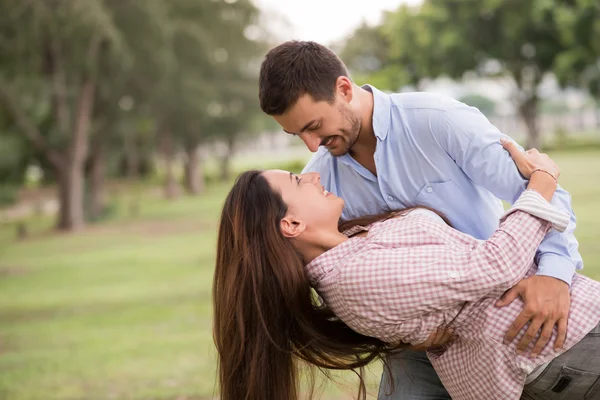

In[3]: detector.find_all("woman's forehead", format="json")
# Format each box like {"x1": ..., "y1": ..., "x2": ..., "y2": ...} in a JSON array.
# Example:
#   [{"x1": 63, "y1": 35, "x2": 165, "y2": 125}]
[{"x1": 262, "y1": 170, "x2": 294, "y2": 188}]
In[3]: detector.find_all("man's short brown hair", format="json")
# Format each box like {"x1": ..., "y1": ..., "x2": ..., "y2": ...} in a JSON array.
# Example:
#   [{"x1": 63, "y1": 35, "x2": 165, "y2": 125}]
[{"x1": 258, "y1": 41, "x2": 350, "y2": 116}]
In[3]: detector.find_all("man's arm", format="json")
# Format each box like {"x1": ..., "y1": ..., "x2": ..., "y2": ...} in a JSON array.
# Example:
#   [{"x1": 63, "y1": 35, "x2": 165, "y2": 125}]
[
  {"x1": 430, "y1": 100, "x2": 582, "y2": 356},
  {"x1": 433, "y1": 102, "x2": 582, "y2": 283}
]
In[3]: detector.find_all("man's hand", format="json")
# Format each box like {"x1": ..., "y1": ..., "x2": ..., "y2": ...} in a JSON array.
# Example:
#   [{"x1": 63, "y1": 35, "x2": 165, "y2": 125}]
[
  {"x1": 409, "y1": 328, "x2": 456, "y2": 351},
  {"x1": 496, "y1": 275, "x2": 570, "y2": 357}
]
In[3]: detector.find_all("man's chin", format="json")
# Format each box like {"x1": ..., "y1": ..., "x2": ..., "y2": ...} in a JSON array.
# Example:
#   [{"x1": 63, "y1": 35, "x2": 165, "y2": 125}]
[{"x1": 326, "y1": 146, "x2": 349, "y2": 157}]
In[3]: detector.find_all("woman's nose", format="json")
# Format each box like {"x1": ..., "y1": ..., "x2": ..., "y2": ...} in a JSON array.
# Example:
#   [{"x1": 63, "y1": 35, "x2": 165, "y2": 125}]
[{"x1": 301, "y1": 172, "x2": 320, "y2": 183}]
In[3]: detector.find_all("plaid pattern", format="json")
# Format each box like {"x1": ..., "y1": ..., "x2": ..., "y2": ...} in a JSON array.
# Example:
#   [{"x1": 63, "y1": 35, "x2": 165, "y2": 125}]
[{"x1": 306, "y1": 205, "x2": 600, "y2": 399}]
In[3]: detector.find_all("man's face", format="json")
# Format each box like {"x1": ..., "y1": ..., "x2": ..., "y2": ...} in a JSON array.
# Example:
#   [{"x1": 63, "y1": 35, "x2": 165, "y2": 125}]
[{"x1": 273, "y1": 90, "x2": 362, "y2": 156}]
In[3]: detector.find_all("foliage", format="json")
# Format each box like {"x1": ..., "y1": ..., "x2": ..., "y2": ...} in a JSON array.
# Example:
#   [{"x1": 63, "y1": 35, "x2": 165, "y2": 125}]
[
  {"x1": 0, "y1": 0, "x2": 267, "y2": 227},
  {"x1": 459, "y1": 94, "x2": 497, "y2": 116},
  {"x1": 340, "y1": 0, "x2": 599, "y2": 148}
]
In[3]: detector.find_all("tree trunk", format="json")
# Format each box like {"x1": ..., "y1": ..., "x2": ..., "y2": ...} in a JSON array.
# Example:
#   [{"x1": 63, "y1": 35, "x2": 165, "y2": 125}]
[
  {"x1": 518, "y1": 97, "x2": 541, "y2": 150},
  {"x1": 160, "y1": 129, "x2": 180, "y2": 199},
  {"x1": 0, "y1": 32, "x2": 99, "y2": 232},
  {"x1": 219, "y1": 137, "x2": 235, "y2": 182},
  {"x1": 57, "y1": 77, "x2": 96, "y2": 230},
  {"x1": 184, "y1": 146, "x2": 204, "y2": 195},
  {"x1": 124, "y1": 131, "x2": 140, "y2": 180},
  {"x1": 56, "y1": 163, "x2": 85, "y2": 230},
  {"x1": 88, "y1": 145, "x2": 106, "y2": 221},
  {"x1": 123, "y1": 131, "x2": 142, "y2": 217}
]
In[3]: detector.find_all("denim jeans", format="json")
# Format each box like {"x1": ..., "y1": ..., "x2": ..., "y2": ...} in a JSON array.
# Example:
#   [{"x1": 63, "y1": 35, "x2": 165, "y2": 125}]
[
  {"x1": 377, "y1": 323, "x2": 600, "y2": 400},
  {"x1": 521, "y1": 322, "x2": 600, "y2": 400},
  {"x1": 377, "y1": 349, "x2": 450, "y2": 400}
]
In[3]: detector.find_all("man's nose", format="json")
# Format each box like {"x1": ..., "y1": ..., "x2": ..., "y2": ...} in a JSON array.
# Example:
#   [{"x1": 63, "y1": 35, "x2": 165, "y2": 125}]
[{"x1": 301, "y1": 133, "x2": 321, "y2": 152}]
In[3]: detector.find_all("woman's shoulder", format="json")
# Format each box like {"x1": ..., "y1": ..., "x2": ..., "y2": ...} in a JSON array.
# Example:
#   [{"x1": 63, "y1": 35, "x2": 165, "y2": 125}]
[{"x1": 373, "y1": 208, "x2": 447, "y2": 233}]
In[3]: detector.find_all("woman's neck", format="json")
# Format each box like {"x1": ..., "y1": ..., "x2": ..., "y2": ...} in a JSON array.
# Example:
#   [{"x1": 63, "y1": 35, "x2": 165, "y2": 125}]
[{"x1": 294, "y1": 230, "x2": 349, "y2": 264}]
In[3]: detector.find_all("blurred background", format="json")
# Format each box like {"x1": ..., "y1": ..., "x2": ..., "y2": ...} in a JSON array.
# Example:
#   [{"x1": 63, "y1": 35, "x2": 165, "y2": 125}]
[{"x1": 0, "y1": 0, "x2": 599, "y2": 399}]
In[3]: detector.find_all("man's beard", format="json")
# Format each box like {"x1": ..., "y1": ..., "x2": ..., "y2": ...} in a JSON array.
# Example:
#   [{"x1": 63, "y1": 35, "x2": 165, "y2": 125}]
[{"x1": 329, "y1": 107, "x2": 361, "y2": 156}]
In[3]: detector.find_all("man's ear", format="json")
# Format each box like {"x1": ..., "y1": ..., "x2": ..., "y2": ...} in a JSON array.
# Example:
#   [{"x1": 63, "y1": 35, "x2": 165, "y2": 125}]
[
  {"x1": 336, "y1": 76, "x2": 354, "y2": 104},
  {"x1": 280, "y1": 215, "x2": 306, "y2": 239}
]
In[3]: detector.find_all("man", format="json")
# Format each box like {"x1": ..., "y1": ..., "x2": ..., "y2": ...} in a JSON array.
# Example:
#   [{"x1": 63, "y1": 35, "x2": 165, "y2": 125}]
[{"x1": 258, "y1": 40, "x2": 582, "y2": 399}]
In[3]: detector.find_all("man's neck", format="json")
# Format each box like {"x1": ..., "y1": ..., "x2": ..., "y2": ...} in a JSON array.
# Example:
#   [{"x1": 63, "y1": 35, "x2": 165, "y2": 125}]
[{"x1": 349, "y1": 85, "x2": 377, "y2": 169}]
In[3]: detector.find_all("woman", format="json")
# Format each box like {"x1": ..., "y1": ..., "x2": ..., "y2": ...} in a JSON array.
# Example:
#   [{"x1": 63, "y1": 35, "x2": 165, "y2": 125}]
[{"x1": 212, "y1": 141, "x2": 600, "y2": 400}]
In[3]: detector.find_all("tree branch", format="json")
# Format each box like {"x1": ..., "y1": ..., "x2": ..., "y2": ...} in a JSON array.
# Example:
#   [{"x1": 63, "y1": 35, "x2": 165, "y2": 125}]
[
  {"x1": 0, "y1": 80, "x2": 65, "y2": 170},
  {"x1": 71, "y1": 32, "x2": 102, "y2": 165},
  {"x1": 49, "y1": 32, "x2": 71, "y2": 135}
]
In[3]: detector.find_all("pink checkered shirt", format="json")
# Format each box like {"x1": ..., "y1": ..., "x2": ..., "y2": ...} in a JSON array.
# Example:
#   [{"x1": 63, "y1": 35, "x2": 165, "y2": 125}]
[{"x1": 305, "y1": 195, "x2": 600, "y2": 399}]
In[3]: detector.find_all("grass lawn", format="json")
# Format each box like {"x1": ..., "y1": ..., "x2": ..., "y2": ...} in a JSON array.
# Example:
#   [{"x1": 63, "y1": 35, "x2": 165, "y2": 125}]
[{"x1": 0, "y1": 149, "x2": 599, "y2": 400}]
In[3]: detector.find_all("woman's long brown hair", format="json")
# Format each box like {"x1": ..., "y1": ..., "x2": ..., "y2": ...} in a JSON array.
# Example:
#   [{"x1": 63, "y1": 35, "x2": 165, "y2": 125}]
[{"x1": 213, "y1": 170, "x2": 443, "y2": 400}]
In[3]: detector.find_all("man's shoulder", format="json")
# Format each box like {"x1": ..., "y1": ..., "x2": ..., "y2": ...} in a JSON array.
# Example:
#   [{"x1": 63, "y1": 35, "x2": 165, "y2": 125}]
[
  {"x1": 388, "y1": 91, "x2": 462, "y2": 113},
  {"x1": 302, "y1": 147, "x2": 332, "y2": 174}
]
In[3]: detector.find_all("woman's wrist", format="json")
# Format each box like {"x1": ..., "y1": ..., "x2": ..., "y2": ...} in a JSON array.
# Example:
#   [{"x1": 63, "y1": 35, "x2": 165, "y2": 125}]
[
  {"x1": 531, "y1": 168, "x2": 558, "y2": 183},
  {"x1": 527, "y1": 172, "x2": 557, "y2": 202}
]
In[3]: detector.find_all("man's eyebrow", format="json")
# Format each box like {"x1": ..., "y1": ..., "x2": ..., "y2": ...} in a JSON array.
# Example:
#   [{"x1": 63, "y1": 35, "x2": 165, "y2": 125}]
[{"x1": 284, "y1": 119, "x2": 317, "y2": 135}]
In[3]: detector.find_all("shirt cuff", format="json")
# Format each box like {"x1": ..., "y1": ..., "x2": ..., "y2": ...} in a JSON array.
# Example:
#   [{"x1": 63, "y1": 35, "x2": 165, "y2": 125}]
[
  {"x1": 500, "y1": 189, "x2": 570, "y2": 232},
  {"x1": 535, "y1": 253, "x2": 576, "y2": 286}
]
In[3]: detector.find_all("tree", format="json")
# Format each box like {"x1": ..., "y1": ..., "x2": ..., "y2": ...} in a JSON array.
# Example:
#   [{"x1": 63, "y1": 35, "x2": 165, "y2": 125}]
[
  {"x1": 141, "y1": 0, "x2": 265, "y2": 195},
  {"x1": 0, "y1": 0, "x2": 267, "y2": 227},
  {"x1": 423, "y1": 0, "x2": 568, "y2": 149},
  {"x1": 0, "y1": 0, "x2": 119, "y2": 230},
  {"x1": 345, "y1": 0, "x2": 570, "y2": 149},
  {"x1": 459, "y1": 94, "x2": 497, "y2": 117},
  {"x1": 341, "y1": 4, "x2": 474, "y2": 92},
  {"x1": 551, "y1": 0, "x2": 600, "y2": 126}
]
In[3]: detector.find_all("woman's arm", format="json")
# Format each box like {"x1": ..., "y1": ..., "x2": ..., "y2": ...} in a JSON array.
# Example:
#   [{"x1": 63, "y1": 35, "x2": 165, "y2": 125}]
[{"x1": 336, "y1": 150, "x2": 569, "y2": 344}]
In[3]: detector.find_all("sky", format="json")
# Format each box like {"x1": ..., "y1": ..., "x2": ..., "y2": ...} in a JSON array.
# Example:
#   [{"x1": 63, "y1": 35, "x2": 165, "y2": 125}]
[{"x1": 253, "y1": 0, "x2": 422, "y2": 45}]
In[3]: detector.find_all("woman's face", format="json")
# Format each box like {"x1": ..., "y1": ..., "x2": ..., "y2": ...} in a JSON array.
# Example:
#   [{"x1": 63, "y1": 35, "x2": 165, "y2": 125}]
[{"x1": 262, "y1": 170, "x2": 344, "y2": 237}]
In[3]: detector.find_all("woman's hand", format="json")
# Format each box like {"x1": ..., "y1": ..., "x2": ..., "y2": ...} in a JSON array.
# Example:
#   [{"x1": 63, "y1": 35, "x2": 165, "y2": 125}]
[
  {"x1": 409, "y1": 328, "x2": 456, "y2": 351},
  {"x1": 500, "y1": 138, "x2": 560, "y2": 181}
]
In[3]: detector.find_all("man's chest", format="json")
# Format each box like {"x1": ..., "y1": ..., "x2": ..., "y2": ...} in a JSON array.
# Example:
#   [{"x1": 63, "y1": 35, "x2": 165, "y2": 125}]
[{"x1": 329, "y1": 156, "x2": 461, "y2": 221}]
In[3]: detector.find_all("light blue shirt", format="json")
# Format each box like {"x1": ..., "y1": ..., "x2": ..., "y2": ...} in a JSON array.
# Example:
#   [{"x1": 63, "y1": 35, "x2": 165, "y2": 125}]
[{"x1": 302, "y1": 85, "x2": 582, "y2": 285}]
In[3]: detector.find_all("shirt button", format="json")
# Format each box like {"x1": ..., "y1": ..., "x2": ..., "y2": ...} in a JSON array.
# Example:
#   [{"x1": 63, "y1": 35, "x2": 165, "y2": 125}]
[
  {"x1": 426, "y1": 186, "x2": 433, "y2": 193},
  {"x1": 387, "y1": 195, "x2": 394, "y2": 201},
  {"x1": 448, "y1": 271, "x2": 459, "y2": 279}
]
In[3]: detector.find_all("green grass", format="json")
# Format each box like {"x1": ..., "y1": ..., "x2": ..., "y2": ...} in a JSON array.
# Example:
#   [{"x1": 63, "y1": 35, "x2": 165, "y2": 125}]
[{"x1": 0, "y1": 149, "x2": 599, "y2": 400}]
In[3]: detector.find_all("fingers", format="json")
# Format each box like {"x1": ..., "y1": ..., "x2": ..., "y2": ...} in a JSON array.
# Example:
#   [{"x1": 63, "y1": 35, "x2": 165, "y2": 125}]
[
  {"x1": 416, "y1": 329, "x2": 438, "y2": 349},
  {"x1": 496, "y1": 286, "x2": 520, "y2": 307},
  {"x1": 516, "y1": 317, "x2": 544, "y2": 355},
  {"x1": 515, "y1": 317, "x2": 567, "y2": 358},
  {"x1": 438, "y1": 328, "x2": 455, "y2": 345},
  {"x1": 504, "y1": 309, "x2": 532, "y2": 345},
  {"x1": 432, "y1": 328, "x2": 446, "y2": 344},
  {"x1": 415, "y1": 328, "x2": 456, "y2": 351},
  {"x1": 530, "y1": 321, "x2": 554, "y2": 358},
  {"x1": 554, "y1": 318, "x2": 568, "y2": 352},
  {"x1": 500, "y1": 138, "x2": 525, "y2": 163}
]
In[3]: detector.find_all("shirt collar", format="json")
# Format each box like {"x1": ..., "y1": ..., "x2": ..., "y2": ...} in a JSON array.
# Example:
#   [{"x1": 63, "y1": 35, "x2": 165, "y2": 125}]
[
  {"x1": 305, "y1": 209, "x2": 412, "y2": 286},
  {"x1": 304, "y1": 235, "x2": 365, "y2": 286},
  {"x1": 362, "y1": 84, "x2": 391, "y2": 141}
]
